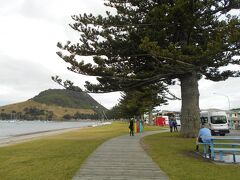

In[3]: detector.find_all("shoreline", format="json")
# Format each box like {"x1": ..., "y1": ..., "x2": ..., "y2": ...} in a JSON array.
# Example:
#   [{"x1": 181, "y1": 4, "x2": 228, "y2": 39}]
[
  {"x1": 0, "y1": 126, "x2": 89, "y2": 147},
  {"x1": 0, "y1": 122, "x2": 112, "y2": 147}
]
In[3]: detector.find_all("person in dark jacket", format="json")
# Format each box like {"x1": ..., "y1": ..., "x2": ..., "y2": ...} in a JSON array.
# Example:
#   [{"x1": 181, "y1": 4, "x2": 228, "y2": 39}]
[
  {"x1": 129, "y1": 118, "x2": 134, "y2": 136},
  {"x1": 173, "y1": 116, "x2": 178, "y2": 132},
  {"x1": 169, "y1": 117, "x2": 174, "y2": 133}
]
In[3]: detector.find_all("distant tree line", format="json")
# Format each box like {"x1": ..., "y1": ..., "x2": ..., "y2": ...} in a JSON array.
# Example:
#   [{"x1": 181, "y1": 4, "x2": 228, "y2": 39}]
[
  {"x1": 0, "y1": 107, "x2": 102, "y2": 121},
  {"x1": 0, "y1": 107, "x2": 54, "y2": 121}
]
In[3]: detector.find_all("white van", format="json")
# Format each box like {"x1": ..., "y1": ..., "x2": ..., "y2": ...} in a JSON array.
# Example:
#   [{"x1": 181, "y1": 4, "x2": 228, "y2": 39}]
[{"x1": 200, "y1": 111, "x2": 230, "y2": 136}]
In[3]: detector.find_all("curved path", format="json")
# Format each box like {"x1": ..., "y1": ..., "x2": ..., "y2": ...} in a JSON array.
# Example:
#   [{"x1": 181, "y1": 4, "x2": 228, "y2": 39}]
[{"x1": 73, "y1": 130, "x2": 168, "y2": 180}]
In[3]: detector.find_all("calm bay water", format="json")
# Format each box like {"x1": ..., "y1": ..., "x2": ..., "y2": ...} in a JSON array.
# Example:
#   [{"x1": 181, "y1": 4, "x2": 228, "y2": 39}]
[{"x1": 0, "y1": 120, "x2": 97, "y2": 139}]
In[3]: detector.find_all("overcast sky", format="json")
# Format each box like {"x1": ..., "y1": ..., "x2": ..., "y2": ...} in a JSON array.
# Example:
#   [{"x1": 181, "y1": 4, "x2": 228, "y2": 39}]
[{"x1": 0, "y1": 0, "x2": 239, "y2": 111}]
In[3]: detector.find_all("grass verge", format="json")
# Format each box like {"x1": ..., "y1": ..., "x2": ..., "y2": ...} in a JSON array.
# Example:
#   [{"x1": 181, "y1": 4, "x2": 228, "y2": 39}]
[
  {"x1": 143, "y1": 132, "x2": 240, "y2": 180},
  {"x1": 0, "y1": 122, "x2": 164, "y2": 180}
]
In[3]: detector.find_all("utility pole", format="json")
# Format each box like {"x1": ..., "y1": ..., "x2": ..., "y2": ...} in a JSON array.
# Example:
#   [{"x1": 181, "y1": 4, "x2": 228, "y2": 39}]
[{"x1": 213, "y1": 93, "x2": 232, "y2": 129}]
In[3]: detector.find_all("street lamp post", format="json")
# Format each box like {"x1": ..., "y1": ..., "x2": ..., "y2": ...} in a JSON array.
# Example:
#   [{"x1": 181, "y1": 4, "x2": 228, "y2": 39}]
[
  {"x1": 213, "y1": 93, "x2": 232, "y2": 129},
  {"x1": 95, "y1": 105, "x2": 108, "y2": 122}
]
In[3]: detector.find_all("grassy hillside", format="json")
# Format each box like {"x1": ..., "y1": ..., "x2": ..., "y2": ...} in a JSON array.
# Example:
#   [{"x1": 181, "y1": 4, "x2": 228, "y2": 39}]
[
  {"x1": 0, "y1": 89, "x2": 108, "y2": 120},
  {"x1": 0, "y1": 100, "x2": 95, "y2": 120},
  {"x1": 32, "y1": 89, "x2": 106, "y2": 110}
]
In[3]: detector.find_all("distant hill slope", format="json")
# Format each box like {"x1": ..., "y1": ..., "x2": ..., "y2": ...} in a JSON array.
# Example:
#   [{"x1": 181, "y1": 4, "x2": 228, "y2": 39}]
[
  {"x1": 0, "y1": 89, "x2": 107, "y2": 120},
  {"x1": 31, "y1": 89, "x2": 107, "y2": 110},
  {"x1": 0, "y1": 100, "x2": 95, "y2": 120}
]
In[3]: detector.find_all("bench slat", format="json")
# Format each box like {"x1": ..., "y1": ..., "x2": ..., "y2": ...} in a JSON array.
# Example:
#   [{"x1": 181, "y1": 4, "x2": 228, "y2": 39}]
[
  {"x1": 213, "y1": 143, "x2": 240, "y2": 146},
  {"x1": 212, "y1": 148, "x2": 240, "y2": 152}
]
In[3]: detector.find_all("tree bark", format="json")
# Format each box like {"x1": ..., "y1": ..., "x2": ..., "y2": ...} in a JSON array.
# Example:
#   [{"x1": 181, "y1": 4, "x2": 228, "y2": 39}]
[
  {"x1": 180, "y1": 72, "x2": 200, "y2": 137},
  {"x1": 148, "y1": 108, "x2": 153, "y2": 125}
]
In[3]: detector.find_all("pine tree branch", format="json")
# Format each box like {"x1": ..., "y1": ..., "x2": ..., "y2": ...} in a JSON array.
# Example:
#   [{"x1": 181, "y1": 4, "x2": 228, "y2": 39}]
[
  {"x1": 163, "y1": 89, "x2": 181, "y2": 101},
  {"x1": 200, "y1": 1, "x2": 240, "y2": 17}
]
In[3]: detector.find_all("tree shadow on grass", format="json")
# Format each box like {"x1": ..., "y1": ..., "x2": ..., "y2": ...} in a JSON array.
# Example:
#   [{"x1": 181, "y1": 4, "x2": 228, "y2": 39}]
[{"x1": 182, "y1": 150, "x2": 212, "y2": 162}]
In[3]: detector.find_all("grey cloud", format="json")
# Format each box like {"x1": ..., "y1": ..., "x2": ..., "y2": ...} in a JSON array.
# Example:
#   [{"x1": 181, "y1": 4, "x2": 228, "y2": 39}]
[
  {"x1": 19, "y1": 0, "x2": 62, "y2": 24},
  {"x1": 1, "y1": 55, "x2": 52, "y2": 88},
  {"x1": 18, "y1": 0, "x2": 107, "y2": 24},
  {"x1": 0, "y1": 55, "x2": 60, "y2": 105},
  {"x1": 20, "y1": 0, "x2": 46, "y2": 19},
  {"x1": 199, "y1": 77, "x2": 240, "y2": 110},
  {"x1": 0, "y1": 0, "x2": 19, "y2": 14}
]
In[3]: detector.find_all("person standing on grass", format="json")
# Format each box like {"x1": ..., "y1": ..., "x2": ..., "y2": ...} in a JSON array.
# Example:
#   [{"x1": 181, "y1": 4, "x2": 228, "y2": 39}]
[
  {"x1": 173, "y1": 116, "x2": 178, "y2": 132},
  {"x1": 196, "y1": 124, "x2": 212, "y2": 153},
  {"x1": 129, "y1": 118, "x2": 134, "y2": 136},
  {"x1": 169, "y1": 117, "x2": 174, "y2": 133}
]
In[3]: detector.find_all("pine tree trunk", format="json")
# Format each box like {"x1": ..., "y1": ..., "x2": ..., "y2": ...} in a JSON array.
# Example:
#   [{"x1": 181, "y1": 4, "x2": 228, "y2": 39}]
[
  {"x1": 148, "y1": 108, "x2": 153, "y2": 125},
  {"x1": 180, "y1": 72, "x2": 200, "y2": 137}
]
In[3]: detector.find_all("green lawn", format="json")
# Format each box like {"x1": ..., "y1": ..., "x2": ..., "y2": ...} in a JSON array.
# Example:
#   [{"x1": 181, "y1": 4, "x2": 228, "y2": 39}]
[
  {"x1": 0, "y1": 122, "x2": 164, "y2": 180},
  {"x1": 143, "y1": 132, "x2": 240, "y2": 180}
]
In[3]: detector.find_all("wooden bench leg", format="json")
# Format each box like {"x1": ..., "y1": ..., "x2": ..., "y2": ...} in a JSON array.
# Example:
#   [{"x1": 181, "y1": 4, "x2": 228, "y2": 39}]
[
  {"x1": 203, "y1": 144, "x2": 206, "y2": 158},
  {"x1": 233, "y1": 152, "x2": 236, "y2": 163},
  {"x1": 211, "y1": 146, "x2": 214, "y2": 160},
  {"x1": 219, "y1": 151, "x2": 223, "y2": 161}
]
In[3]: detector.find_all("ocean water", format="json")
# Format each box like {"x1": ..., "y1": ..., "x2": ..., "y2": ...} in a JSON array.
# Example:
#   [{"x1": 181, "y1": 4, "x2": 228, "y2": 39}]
[{"x1": 0, "y1": 120, "x2": 97, "y2": 139}]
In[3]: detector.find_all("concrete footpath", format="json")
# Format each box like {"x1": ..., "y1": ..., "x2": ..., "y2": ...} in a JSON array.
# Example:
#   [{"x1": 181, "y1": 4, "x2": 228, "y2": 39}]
[{"x1": 73, "y1": 130, "x2": 168, "y2": 180}]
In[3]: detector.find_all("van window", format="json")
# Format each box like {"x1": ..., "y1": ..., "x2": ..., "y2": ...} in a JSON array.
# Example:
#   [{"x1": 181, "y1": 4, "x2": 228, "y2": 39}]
[
  {"x1": 210, "y1": 116, "x2": 227, "y2": 124},
  {"x1": 200, "y1": 117, "x2": 208, "y2": 124}
]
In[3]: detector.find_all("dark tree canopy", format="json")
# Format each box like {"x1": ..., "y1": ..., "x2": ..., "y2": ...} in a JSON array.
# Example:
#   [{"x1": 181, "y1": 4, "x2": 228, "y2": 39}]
[
  {"x1": 118, "y1": 82, "x2": 169, "y2": 118},
  {"x1": 55, "y1": 0, "x2": 240, "y2": 137}
]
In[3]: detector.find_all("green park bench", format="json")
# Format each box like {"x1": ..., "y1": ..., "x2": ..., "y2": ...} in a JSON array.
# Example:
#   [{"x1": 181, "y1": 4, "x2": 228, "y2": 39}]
[{"x1": 210, "y1": 137, "x2": 240, "y2": 163}]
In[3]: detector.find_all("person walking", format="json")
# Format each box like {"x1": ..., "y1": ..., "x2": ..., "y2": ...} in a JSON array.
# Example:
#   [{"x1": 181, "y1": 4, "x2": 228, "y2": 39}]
[
  {"x1": 139, "y1": 119, "x2": 143, "y2": 133},
  {"x1": 129, "y1": 118, "x2": 134, "y2": 136}
]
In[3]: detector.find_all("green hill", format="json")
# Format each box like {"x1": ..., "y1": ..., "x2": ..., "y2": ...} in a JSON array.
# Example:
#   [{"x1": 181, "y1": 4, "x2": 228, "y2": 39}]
[
  {"x1": 0, "y1": 89, "x2": 107, "y2": 120},
  {"x1": 31, "y1": 89, "x2": 107, "y2": 111}
]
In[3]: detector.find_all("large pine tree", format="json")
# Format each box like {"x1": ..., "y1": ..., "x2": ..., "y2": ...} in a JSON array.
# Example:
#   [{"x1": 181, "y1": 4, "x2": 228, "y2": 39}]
[{"x1": 55, "y1": 0, "x2": 240, "y2": 137}]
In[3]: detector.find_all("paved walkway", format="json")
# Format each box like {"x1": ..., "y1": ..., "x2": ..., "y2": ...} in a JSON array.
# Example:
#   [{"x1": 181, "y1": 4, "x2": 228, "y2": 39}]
[{"x1": 73, "y1": 130, "x2": 168, "y2": 180}]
